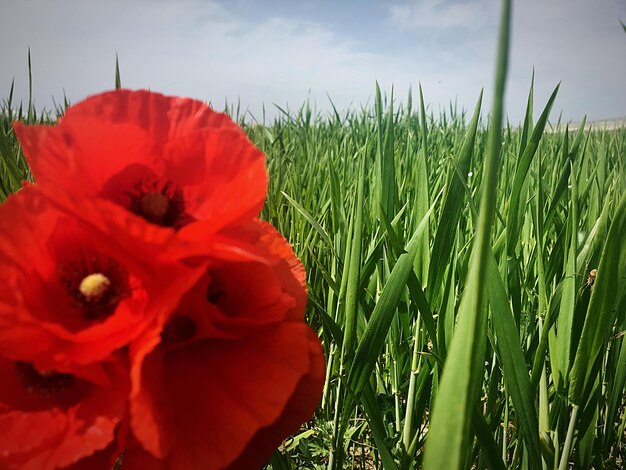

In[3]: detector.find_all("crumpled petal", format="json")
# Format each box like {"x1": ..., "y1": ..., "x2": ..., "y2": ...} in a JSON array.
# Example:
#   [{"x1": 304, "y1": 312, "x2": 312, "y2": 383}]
[
  {"x1": 0, "y1": 187, "x2": 205, "y2": 369},
  {"x1": 0, "y1": 356, "x2": 128, "y2": 470},
  {"x1": 129, "y1": 322, "x2": 324, "y2": 469},
  {"x1": 13, "y1": 90, "x2": 268, "y2": 239}
]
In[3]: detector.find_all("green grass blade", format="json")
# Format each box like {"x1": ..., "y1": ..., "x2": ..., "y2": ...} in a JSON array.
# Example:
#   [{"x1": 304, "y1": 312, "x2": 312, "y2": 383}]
[
  {"x1": 472, "y1": 407, "x2": 507, "y2": 470},
  {"x1": 506, "y1": 83, "x2": 559, "y2": 255},
  {"x1": 345, "y1": 192, "x2": 438, "y2": 402},
  {"x1": 282, "y1": 191, "x2": 334, "y2": 253},
  {"x1": 374, "y1": 82, "x2": 398, "y2": 220},
  {"x1": 518, "y1": 69, "x2": 534, "y2": 156},
  {"x1": 428, "y1": 90, "x2": 482, "y2": 299},
  {"x1": 361, "y1": 384, "x2": 400, "y2": 470},
  {"x1": 554, "y1": 163, "x2": 578, "y2": 392},
  {"x1": 341, "y1": 157, "x2": 365, "y2": 363},
  {"x1": 606, "y1": 336, "x2": 626, "y2": 443},
  {"x1": 27, "y1": 47, "x2": 33, "y2": 124},
  {"x1": 485, "y1": 248, "x2": 542, "y2": 467},
  {"x1": 115, "y1": 53, "x2": 122, "y2": 89},
  {"x1": 570, "y1": 191, "x2": 626, "y2": 404},
  {"x1": 423, "y1": 0, "x2": 511, "y2": 468}
]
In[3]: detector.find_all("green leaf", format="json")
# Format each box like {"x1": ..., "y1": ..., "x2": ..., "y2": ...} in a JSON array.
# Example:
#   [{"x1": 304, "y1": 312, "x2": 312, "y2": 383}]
[
  {"x1": 115, "y1": 53, "x2": 122, "y2": 89},
  {"x1": 485, "y1": 249, "x2": 542, "y2": 467},
  {"x1": 554, "y1": 162, "x2": 578, "y2": 391},
  {"x1": 360, "y1": 384, "x2": 399, "y2": 470},
  {"x1": 341, "y1": 157, "x2": 365, "y2": 363},
  {"x1": 282, "y1": 191, "x2": 334, "y2": 253},
  {"x1": 606, "y1": 336, "x2": 626, "y2": 441},
  {"x1": 428, "y1": 90, "x2": 482, "y2": 301},
  {"x1": 423, "y1": 1, "x2": 511, "y2": 468},
  {"x1": 472, "y1": 407, "x2": 507, "y2": 470},
  {"x1": 345, "y1": 193, "x2": 438, "y2": 403},
  {"x1": 570, "y1": 191, "x2": 626, "y2": 404},
  {"x1": 506, "y1": 83, "x2": 559, "y2": 255}
]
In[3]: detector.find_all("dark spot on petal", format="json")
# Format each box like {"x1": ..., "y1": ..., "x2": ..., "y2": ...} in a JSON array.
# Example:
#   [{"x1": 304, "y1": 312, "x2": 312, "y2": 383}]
[
  {"x1": 15, "y1": 362, "x2": 75, "y2": 396},
  {"x1": 161, "y1": 315, "x2": 197, "y2": 344},
  {"x1": 206, "y1": 277, "x2": 226, "y2": 304}
]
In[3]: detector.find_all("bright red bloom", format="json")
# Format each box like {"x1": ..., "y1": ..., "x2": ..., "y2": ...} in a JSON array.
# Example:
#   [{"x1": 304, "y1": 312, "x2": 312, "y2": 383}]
[
  {"x1": 0, "y1": 187, "x2": 204, "y2": 370},
  {"x1": 6, "y1": 90, "x2": 325, "y2": 469},
  {"x1": 127, "y1": 221, "x2": 325, "y2": 469},
  {"x1": 13, "y1": 90, "x2": 268, "y2": 251},
  {"x1": 160, "y1": 220, "x2": 308, "y2": 341},
  {"x1": 0, "y1": 354, "x2": 128, "y2": 470}
]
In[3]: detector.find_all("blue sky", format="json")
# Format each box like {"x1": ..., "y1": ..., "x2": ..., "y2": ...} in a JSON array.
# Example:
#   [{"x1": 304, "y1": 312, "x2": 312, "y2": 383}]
[{"x1": 2, "y1": 0, "x2": 625, "y2": 123}]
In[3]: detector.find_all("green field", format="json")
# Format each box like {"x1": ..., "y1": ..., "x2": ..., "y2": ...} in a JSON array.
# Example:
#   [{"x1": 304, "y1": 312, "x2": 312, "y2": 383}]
[
  {"x1": 251, "y1": 87, "x2": 626, "y2": 469},
  {"x1": 2, "y1": 13, "x2": 626, "y2": 470}
]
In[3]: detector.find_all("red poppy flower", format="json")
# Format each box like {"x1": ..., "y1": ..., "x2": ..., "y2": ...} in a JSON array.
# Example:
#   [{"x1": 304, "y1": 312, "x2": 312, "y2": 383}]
[
  {"x1": 0, "y1": 354, "x2": 128, "y2": 470},
  {"x1": 162, "y1": 220, "x2": 308, "y2": 340},
  {"x1": 6, "y1": 90, "x2": 324, "y2": 469},
  {"x1": 12, "y1": 90, "x2": 268, "y2": 252},
  {"x1": 127, "y1": 221, "x2": 325, "y2": 469},
  {"x1": 128, "y1": 324, "x2": 323, "y2": 470},
  {"x1": 0, "y1": 187, "x2": 205, "y2": 370}
]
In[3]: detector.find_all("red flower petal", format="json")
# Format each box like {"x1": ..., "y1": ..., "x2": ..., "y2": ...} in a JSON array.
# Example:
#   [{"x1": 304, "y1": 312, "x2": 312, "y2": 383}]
[
  {"x1": 183, "y1": 219, "x2": 306, "y2": 287},
  {"x1": 113, "y1": 446, "x2": 167, "y2": 470},
  {"x1": 0, "y1": 187, "x2": 205, "y2": 369},
  {"x1": 153, "y1": 219, "x2": 307, "y2": 346},
  {"x1": 0, "y1": 356, "x2": 128, "y2": 470},
  {"x1": 181, "y1": 219, "x2": 307, "y2": 322},
  {"x1": 13, "y1": 90, "x2": 267, "y2": 238},
  {"x1": 226, "y1": 327, "x2": 325, "y2": 469},
  {"x1": 129, "y1": 323, "x2": 325, "y2": 469}
]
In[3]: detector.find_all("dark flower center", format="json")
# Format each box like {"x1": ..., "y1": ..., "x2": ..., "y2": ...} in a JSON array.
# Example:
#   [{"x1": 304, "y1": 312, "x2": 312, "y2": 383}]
[
  {"x1": 60, "y1": 255, "x2": 130, "y2": 322},
  {"x1": 141, "y1": 192, "x2": 170, "y2": 221},
  {"x1": 15, "y1": 362, "x2": 75, "y2": 396},
  {"x1": 206, "y1": 277, "x2": 226, "y2": 304},
  {"x1": 161, "y1": 315, "x2": 197, "y2": 344},
  {"x1": 129, "y1": 180, "x2": 186, "y2": 227}
]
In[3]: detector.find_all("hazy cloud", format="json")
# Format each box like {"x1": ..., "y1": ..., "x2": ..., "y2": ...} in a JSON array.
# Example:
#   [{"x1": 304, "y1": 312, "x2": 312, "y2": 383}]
[
  {"x1": 389, "y1": 0, "x2": 498, "y2": 31},
  {"x1": 1, "y1": 0, "x2": 624, "y2": 123}
]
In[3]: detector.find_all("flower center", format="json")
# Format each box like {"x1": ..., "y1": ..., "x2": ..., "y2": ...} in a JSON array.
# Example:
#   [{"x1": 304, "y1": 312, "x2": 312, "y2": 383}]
[
  {"x1": 161, "y1": 315, "x2": 196, "y2": 344},
  {"x1": 15, "y1": 362, "x2": 75, "y2": 396},
  {"x1": 129, "y1": 180, "x2": 187, "y2": 228},
  {"x1": 60, "y1": 255, "x2": 129, "y2": 323},
  {"x1": 79, "y1": 273, "x2": 111, "y2": 300},
  {"x1": 206, "y1": 277, "x2": 226, "y2": 304},
  {"x1": 140, "y1": 192, "x2": 170, "y2": 223}
]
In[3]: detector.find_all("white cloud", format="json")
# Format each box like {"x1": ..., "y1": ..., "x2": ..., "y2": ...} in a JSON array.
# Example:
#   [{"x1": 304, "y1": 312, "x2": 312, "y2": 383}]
[
  {"x1": 389, "y1": 0, "x2": 498, "y2": 31},
  {"x1": 0, "y1": 0, "x2": 488, "y2": 121},
  {"x1": 1, "y1": 0, "x2": 624, "y2": 123},
  {"x1": 387, "y1": 0, "x2": 626, "y2": 122}
]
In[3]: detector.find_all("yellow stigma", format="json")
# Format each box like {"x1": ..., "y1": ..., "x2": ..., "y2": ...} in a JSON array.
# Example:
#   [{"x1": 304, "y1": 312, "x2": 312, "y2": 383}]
[
  {"x1": 79, "y1": 273, "x2": 111, "y2": 300},
  {"x1": 141, "y1": 192, "x2": 169, "y2": 221}
]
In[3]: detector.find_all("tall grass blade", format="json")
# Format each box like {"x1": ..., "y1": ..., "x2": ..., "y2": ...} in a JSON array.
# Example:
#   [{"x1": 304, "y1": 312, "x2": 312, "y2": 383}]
[
  {"x1": 428, "y1": 91, "x2": 482, "y2": 300},
  {"x1": 423, "y1": 0, "x2": 511, "y2": 468},
  {"x1": 374, "y1": 82, "x2": 398, "y2": 220},
  {"x1": 115, "y1": 53, "x2": 122, "y2": 89},
  {"x1": 27, "y1": 47, "x2": 33, "y2": 124},
  {"x1": 506, "y1": 83, "x2": 558, "y2": 255},
  {"x1": 518, "y1": 70, "x2": 534, "y2": 156},
  {"x1": 282, "y1": 191, "x2": 334, "y2": 253},
  {"x1": 486, "y1": 249, "x2": 542, "y2": 467},
  {"x1": 569, "y1": 191, "x2": 626, "y2": 404},
  {"x1": 344, "y1": 194, "x2": 438, "y2": 410}
]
